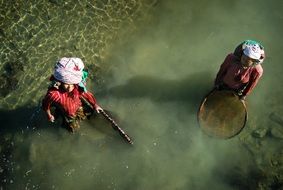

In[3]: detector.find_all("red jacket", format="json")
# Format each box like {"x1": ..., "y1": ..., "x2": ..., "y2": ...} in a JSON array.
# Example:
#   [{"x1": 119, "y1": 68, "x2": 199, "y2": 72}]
[
  {"x1": 42, "y1": 86, "x2": 97, "y2": 117},
  {"x1": 215, "y1": 53, "x2": 263, "y2": 96}
]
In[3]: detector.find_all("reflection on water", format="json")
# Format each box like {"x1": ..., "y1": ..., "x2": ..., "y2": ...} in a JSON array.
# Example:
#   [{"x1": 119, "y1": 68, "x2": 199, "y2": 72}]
[{"x1": 1, "y1": 0, "x2": 283, "y2": 189}]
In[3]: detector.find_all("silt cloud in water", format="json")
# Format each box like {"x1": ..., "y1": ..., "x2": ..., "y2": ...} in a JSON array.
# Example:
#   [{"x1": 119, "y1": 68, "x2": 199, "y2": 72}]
[{"x1": 4, "y1": 0, "x2": 283, "y2": 189}]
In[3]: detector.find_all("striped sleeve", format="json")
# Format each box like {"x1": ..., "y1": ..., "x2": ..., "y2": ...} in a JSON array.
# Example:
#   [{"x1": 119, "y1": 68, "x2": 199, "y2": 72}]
[
  {"x1": 81, "y1": 91, "x2": 97, "y2": 108},
  {"x1": 242, "y1": 66, "x2": 263, "y2": 96},
  {"x1": 42, "y1": 90, "x2": 60, "y2": 111},
  {"x1": 215, "y1": 54, "x2": 233, "y2": 85}
]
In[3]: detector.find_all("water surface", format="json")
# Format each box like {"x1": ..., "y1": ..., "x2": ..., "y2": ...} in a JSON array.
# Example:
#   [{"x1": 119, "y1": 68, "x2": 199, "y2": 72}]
[{"x1": 1, "y1": 0, "x2": 283, "y2": 189}]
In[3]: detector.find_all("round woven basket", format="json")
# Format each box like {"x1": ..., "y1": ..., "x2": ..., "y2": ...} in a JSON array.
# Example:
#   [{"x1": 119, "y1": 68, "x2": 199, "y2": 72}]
[{"x1": 198, "y1": 90, "x2": 247, "y2": 138}]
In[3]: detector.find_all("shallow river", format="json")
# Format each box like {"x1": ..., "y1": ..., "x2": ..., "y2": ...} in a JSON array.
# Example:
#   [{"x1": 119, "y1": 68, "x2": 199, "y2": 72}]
[{"x1": 1, "y1": 0, "x2": 283, "y2": 189}]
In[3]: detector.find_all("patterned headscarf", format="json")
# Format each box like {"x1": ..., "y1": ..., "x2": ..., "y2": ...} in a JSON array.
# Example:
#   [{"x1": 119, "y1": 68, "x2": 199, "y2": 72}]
[
  {"x1": 53, "y1": 57, "x2": 84, "y2": 84},
  {"x1": 242, "y1": 40, "x2": 265, "y2": 64}
]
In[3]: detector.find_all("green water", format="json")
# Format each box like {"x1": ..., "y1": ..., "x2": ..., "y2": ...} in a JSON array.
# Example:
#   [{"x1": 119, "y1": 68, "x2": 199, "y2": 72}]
[{"x1": 1, "y1": 0, "x2": 283, "y2": 189}]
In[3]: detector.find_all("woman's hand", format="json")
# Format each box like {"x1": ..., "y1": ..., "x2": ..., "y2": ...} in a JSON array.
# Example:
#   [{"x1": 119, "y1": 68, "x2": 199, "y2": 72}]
[
  {"x1": 48, "y1": 114, "x2": 55, "y2": 122},
  {"x1": 94, "y1": 104, "x2": 103, "y2": 113},
  {"x1": 46, "y1": 110, "x2": 55, "y2": 122}
]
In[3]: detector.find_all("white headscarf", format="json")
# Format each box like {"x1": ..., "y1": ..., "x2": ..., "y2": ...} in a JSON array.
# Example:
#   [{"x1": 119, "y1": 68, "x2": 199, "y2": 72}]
[
  {"x1": 243, "y1": 44, "x2": 263, "y2": 60},
  {"x1": 242, "y1": 40, "x2": 265, "y2": 64},
  {"x1": 53, "y1": 57, "x2": 84, "y2": 84}
]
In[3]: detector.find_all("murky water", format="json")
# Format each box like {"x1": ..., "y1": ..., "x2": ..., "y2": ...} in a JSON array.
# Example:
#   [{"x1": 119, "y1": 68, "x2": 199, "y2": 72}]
[{"x1": 1, "y1": 0, "x2": 283, "y2": 189}]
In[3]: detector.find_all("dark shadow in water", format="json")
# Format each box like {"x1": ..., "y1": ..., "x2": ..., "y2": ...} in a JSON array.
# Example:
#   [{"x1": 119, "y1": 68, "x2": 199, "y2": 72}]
[
  {"x1": 0, "y1": 106, "x2": 43, "y2": 133},
  {"x1": 0, "y1": 105, "x2": 42, "y2": 190},
  {"x1": 0, "y1": 106, "x2": 131, "y2": 188},
  {"x1": 83, "y1": 111, "x2": 131, "y2": 144},
  {"x1": 105, "y1": 71, "x2": 214, "y2": 108},
  {"x1": 213, "y1": 165, "x2": 265, "y2": 190},
  {"x1": 0, "y1": 104, "x2": 130, "y2": 146},
  {"x1": 0, "y1": 71, "x2": 214, "y2": 133}
]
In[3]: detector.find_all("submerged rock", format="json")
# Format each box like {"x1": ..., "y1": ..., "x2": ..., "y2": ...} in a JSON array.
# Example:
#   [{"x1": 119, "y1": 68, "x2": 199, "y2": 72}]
[
  {"x1": 252, "y1": 128, "x2": 268, "y2": 138},
  {"x1": 269, "y1": 112, "x2": 283, "y2": 127},
  {"x1": 48, "y1": 0, "x2": 63, "y2": 6},
  {"x1": 270, "y1": 127, "x2": 283, "y2": 139},
  {"x1": 0, "y1": 28, "x2": 5, "y2": 37},
  {"x1": 268, "y1": 113, "x2": 283, "y2": 139},
  {"x1": 0, "y1": 61, "x2": 25, "y2": 97}
]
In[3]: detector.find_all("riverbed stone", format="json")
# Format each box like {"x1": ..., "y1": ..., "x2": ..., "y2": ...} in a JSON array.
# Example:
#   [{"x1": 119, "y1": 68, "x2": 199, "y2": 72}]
[
  {"x1": 252, "y1": 127, "x2": 268, "y2": 138},
  {"x1": 270, "y1": 127, "x2": 283, "y2": 139}
]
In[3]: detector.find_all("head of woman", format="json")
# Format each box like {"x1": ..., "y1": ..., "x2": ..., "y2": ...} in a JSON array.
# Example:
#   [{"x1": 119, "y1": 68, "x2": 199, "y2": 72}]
[
  {"x1": 240, "y1": 54, "x2": 260, "y2": 68},
  {"x1": 61, "y1": 83, "x2": 75, "y2": 93},
  {"x1": 241, "y1": 43, "x2": 264, "y2": 68}
]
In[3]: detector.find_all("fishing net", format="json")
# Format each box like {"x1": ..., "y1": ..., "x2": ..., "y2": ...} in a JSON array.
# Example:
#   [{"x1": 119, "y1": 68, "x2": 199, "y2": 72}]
[{"x1": 198, "y1": 90, "x2": 247, "y2": 138}]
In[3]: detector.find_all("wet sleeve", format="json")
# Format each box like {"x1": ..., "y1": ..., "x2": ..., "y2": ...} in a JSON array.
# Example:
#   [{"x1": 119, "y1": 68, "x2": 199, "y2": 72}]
[
  {"x1": 242, "y1": 67, "x2": 263, "y2": 96},
  {"x1": 215, "y1": 54, "x2": 232, "y2": 85},
  {"x1": 42, "y1": 90, "x2": 59, "y2": 111},
  {"x1": 81, "y1": 91, "x2": 97, "y2": 108}
]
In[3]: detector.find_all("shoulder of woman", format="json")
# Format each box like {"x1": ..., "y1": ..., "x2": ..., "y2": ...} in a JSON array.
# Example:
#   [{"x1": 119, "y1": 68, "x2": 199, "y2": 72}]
[
  {"x1": 47, "y1": 88, "x2": 61, "y2": 96},
  {"x1": 224, "y1": 53, "x2": 239, "y2": 64}
]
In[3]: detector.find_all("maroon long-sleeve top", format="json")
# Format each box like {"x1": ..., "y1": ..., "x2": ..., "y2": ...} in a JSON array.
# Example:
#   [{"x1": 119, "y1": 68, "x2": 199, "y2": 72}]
[{"x1": 215, "y1": 53, "x2": 263, "y2": 96}]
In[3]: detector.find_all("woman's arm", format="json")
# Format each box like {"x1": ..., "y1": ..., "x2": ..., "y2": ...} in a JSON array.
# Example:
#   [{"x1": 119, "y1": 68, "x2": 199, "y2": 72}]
[
  {"x1": 81, "y1": 91, "x2": 103, "y2": 113},
  {"x1": 214, "y1": 54, "x2": 233, "y2": 86},
  {"x1": 42, "y1": 90, "x2": 59, "y2": 122},
  {"x1": 242, "y1": 67, "x2": 263, "y2": 96}
]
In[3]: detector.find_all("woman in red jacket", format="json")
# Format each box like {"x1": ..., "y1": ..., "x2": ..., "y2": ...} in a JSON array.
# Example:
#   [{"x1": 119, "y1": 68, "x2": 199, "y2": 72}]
[
  {"x1": 42, "y1": 57, "x2": 102, "y2": 132},
  {"x1": 215, "y1": 40, "x2": 265, "y2": 100}
]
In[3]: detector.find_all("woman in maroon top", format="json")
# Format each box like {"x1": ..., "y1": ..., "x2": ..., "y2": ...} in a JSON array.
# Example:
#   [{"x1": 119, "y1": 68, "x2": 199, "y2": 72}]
[
  {"x1": 215, "y1": 40, "x2": 265, "y2": 100},
  {"x1": 42, "y1": 57, "x2": 102, "y2": 132}
]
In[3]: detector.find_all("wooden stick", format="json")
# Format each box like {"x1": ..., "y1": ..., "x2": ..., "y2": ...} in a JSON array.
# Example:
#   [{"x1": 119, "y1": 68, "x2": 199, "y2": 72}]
[
  {"x1": 99, "y1": 109, "x2": 133, "y2": 145},
  {"x1": 80, "y1": 97, "x2": 133, "y2": 144}
]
